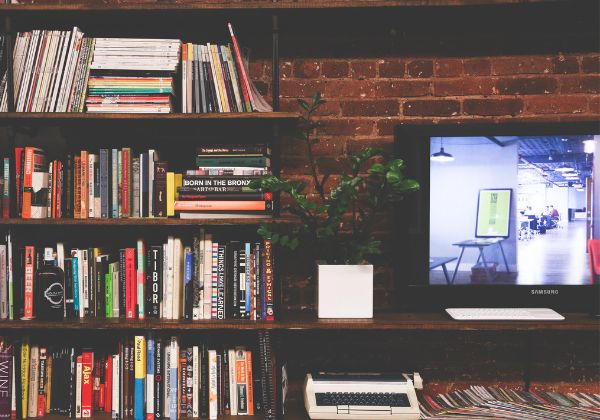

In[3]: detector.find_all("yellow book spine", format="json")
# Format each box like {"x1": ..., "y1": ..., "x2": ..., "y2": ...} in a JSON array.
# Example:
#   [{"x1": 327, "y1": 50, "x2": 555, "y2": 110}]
[
  {"x1": 134, "y1": 336, "x2": 145, "y2": 379},
  {"x1": 166, "y1": 172, "x2": 175, "y2": 217},
  {"x1": 45, "y1": 355, "x2": 52, "y2": 414},
  {"x1": 210, "y1": 44, "x2": 229, "y2": 112},
  {"x1": 20, "y1": 338, "x2": 29, "y2": 416}
]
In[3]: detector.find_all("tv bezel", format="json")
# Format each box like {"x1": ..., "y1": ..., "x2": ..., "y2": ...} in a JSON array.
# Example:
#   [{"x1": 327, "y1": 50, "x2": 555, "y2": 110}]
[
  {"x1": 475, "y1": 188, "x2": 513, "y2": 239},
  {"x1": 394, "y1": 121, "x2": 599, "y2": 312}
]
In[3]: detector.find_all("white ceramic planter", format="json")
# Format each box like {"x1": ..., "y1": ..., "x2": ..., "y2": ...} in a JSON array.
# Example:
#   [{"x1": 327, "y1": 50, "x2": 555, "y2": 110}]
[{"x1": 316, "y1": 264, "x2": 373, "y2": 319}]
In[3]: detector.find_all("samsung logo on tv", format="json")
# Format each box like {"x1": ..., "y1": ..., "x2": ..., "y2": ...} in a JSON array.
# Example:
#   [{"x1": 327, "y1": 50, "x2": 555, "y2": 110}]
[{"x1": 531, "y1": 289, "x2": 559, "y2": 295}]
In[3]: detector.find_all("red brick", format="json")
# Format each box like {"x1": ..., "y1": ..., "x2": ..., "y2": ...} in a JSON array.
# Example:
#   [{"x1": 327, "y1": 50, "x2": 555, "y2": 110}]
[
  {"x1": 350, "y1": 60, "x2": 377, "y2": 79},
  {"x1": 434, "y1": 59, "x2": 463, "y2": 77},
  {"x1": 378, "y1": 59, "x2": 405, "y2": 78},
  {"x1": 293, "y1": 59, "x2": 321, "y2": 78},
  {"x1": 320, "y1": 118, "x2": 376, "y2": 136},
  {"x1": 464, "y1": 58, "x2": 491, "y2": 76},
  {"x1": 464, "y1": 98, "x2": 524, "y2": 116},
  {"x1": 280, "y1": 80, "x2": 322, "y2": 98},
  {"x1": 280, "y1": 61, "x2": 293, "y2": 78},
  {"x1": 377, "y1": 118, "x2": 403, "y2": 136},
  {"x1": 525, "y1": 95, "x2": 587, "y2": 114},
  {"x1": 407, "y1": 59, "x2": 434, "y2": 78},
  {"x1": 374, "y1": 80, "x2": 430, "y2": 97},
  {"x1": 495, "y1": 77, "x2": 558, "y2": 94},
  {"x1": 322, "y1": 80, "x2": 376, "y2": 98},
  {"x1": 347, "y1": 137, "x2": 394, "y2": 154},
  {"x1": 560, "y1": 75, "x2": 600, "y2": 93},
  {"x1": 590, "y1": 96, "x2": 600, "y2": 113},
  {"x1": 582, "y1": 56, "x2": 600, "y2": 73},
  {"x1": 403, "y1": 99, "x2": 460, "y2": 116},
  {"x1": 552, "y1": 55, "x2": 579, "y2": 74},
  {"x1": 492, "y1": 57, "x2": 552, "y2": 75},
  {"x1": 322, "y1": 60, "x2": 350, "y2": 78},
  {"x1": 341, "y1": 100, "x2": 399, "y2": 117},
  {"x1": 433, "y1": 78, "x2": 494, "y2": 96}
]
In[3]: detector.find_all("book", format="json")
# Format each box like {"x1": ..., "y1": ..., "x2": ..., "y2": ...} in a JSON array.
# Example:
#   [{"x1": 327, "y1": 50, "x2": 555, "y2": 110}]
[
  {"x1": 81, "y1": 352, "x2": 93, "y2": 417},
  {"x1": 134, "y1": 336, "x2": 145, "y2": 420}
]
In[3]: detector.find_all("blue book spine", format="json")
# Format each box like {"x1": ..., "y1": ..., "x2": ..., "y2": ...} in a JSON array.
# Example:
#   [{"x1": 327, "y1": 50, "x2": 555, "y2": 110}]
[
  {"x1": 111, "y1": 149, "x2": 118, "y2": 218},
  {"x1": 169, "y1": 351, "x2": 178, "y2": 419},
  {"x1": 72, "y1": 256, "x2": 79, "y2": 312},
  {"x1": 260, "y1": 244, "x2": 267, "y2": 320},
  {"x1": 184, "y1": 248, "x2": 193, "y2": 320},
  {"x1": 100, "y1": 149, "x2": 109, "y2": 218},
  {"x1": 245, "y1": 242, "x2": 251, "y2": 317},
  {"x1": 146, "y1": 337, "x2": 154, "y2": 417}
]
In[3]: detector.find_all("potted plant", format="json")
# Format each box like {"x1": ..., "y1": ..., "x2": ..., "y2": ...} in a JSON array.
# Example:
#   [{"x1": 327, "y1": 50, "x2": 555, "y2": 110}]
[{"x1": 251, "y1": 93, "x2": 419, "y2": 318}]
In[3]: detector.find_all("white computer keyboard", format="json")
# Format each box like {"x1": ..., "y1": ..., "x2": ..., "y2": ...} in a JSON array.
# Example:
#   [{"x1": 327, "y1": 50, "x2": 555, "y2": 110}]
[{"x1": 446, "y1": 308, "x2": 565, "y2": 321}]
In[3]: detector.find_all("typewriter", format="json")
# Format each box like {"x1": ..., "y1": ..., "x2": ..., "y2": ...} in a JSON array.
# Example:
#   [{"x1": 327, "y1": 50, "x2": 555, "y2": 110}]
[{"x1": 303, "y1": 372, "x2": 421, "y2": 419}]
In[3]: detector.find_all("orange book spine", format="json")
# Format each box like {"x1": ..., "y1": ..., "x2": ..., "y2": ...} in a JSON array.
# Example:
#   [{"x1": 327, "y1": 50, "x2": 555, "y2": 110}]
[
  {"x1": 245, "y1": 351, "x2": 254, "y2": 415},
  {"x1": 74, "y1": 157, "x2": 81, "y2": 219},
  {"x1": 23, "y1": 246, "x2": 35, "y2": 319},
  {"x1": 173, "y1": 200, "x2": 270, "y2": 212},
  {"x1": 21, "y1": 147, "x2": 35, "y2": 219}
]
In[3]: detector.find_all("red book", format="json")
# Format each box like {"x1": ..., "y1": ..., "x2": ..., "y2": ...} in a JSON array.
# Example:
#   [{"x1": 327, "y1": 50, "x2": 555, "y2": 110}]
[
  {"x1": 104, "y1": 357, "x2": 112, "y2": 413},
  {"x1": 246, "y1": 351, "x2": 254, "y2": 415},
  {"x1": 81, "y1": 351, "x2": 94, "y2": 418},
  {"x1": 173, "y1": 200, "x2": 271, "y2": 212},
  {"x1": 22, "y1": 246, "x2": 35, "y2": 319},
  {"x1": 37, "y1": 348, "x2": 47, "y2": 417},
  {"x1": 125, "y1": 248, "x2": 136, "y2": 319},
  {"x1": 228, "y1": 23, "x2": 255, "y2": 111}
]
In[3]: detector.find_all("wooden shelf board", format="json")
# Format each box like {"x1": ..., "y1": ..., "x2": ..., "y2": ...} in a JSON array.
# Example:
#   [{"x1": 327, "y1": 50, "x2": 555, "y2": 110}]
[
  {"x1": 0, "y1": 112, "x2": 298, "y2": 122},
  {"x1": 0, "y1": 217, "x2": 290, "y2": 226},
  {"x1": 0, "y1": 0, "x2": 564, "y2": 12},
  {"x1": 1, "y1": 312, "x2": 597, "y2": 331}
]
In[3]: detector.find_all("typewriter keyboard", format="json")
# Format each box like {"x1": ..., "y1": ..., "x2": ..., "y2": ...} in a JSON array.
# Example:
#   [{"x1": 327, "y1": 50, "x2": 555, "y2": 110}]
[{"x1": 315, "y1": 392, "x2": 410, "y2": 407}]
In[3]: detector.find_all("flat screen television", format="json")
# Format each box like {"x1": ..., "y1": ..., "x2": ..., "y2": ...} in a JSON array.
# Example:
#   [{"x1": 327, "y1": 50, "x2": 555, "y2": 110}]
[{"x1": 395, "y1": 121, "x2": 599, "y2": 312}]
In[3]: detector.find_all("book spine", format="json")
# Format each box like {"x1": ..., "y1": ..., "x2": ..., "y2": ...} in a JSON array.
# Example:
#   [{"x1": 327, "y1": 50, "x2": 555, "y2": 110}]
[
  {"x1": 81, "y1": 352, "x2": 93, "y2": 418},
  {"x1": 208, "y1": 350, "x2": 217, "y2": 420},
  {"x1": 153, "y1": 161, "x2": 167, "y2": 217},
  {"x1": 192, "y1": 346, "x2": 199, "y2": 418},
  {"x1": 174, "y1": 200, "x2": 271, "y2": 212},
  {"x1": 168, "y1": 339, "x2": 177, "y2": 420},
  {"x1": 111, "y1": 149, "x2": 118, "y2": 218},
  {"x1": 125, "y1": 248, "x2": 136, "y2": 319},
  {"x1": 99, "y1": 149, "x2": 109, "y2": 219},
  {"x1": 20, "y1": 339, "x2": 29, "y2": 417},
  {"x1": 119, "y1": 250, "x2": 126, "y2": 318},
  {"x1": 0, "y1": 347, "x2": 12, "y2": 419},
  {"x1": 246, "y1": 351, "x2": 254, "y2": 415},
  {"x1": 22, "y1": 246, "x2": 35, "y2": 320},
  {"x1": 80, "y1": 151, "x2": 88, "y2": 220},
  {"x1": 211, "y1": 243, "x2": 218, "y2": 319},
  {"x1": 111, "y1": 355, "x2": 119, "y2": 419},
  {"x1": 200, "y1": 344, "x2": 208, "y2": 418},
  {"x1": 105, "y1": 267, "x2": 112, "y2": 319},
  {"x1": 244, "y1": 243, "x2": 252, "y2": 318},
  {"x1": 179, "y1": 350, "x2": 186, "y2": 417},
  {"x1": 186, "y1": 348, "x2": 193, "y2": 417},
  {"x1": 235, "y1": 349, "x2": 248, "y2": 415},
  {"x1": 21, "y1": 148, "x2": 34, "y2": 219},
  {"x1": 136, "y1": 240, "x2": 145, "y2": 320},
  {"x1": 183, "y1": 247, "x2": 193, "y2": 321},
  {"x1": 216, "y1": 245, "x2": 226, "y2": 320},
  {"x1": 146, "y1": 246, "x2": 161, "y2": 319},
  {"x1": 0, "y1": 245, "x2": 6, "y2": 320},
  {"x1": 134, "y1": 336, "x2": 145, "y2": 420},
  {"x1": 104, "y1": 356, "x2": 112, "y2": 414},
  {"x1": 87, "y1": 153, "x2": 94, "y2": 218},
  {"x1": 75, "y1": 354, "x2": 82, "y2": 418},
  {"x1": 146, "y1": 337, "x2": 154, "y2": 420},
  {"x1": 228, "y1": 349, "x2": 237, "y2": 415},
  {"x1": 122, "y1": 148, "x2": 130, "y2": 217},
  {"x1": 132, "y1": 157, "x2": 140, "y2": 218},
  {"x1": 153, "y1": 339, "x2": 162, "y2": 419},
  {"x1": 2, "y1": 158, "x2": 9, "y2": 219}
]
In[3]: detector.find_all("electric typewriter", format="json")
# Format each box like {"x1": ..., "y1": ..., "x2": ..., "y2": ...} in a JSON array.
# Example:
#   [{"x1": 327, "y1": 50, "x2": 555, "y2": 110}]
[{"x1": 303, "y1": 372, "x2": 421, "y2": 419}]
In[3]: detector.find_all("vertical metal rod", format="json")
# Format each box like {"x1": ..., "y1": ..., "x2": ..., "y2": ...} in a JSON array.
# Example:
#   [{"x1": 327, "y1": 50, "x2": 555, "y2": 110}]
[{"x1": 271, "y1": 14, "x2": 280, "y2": 112}]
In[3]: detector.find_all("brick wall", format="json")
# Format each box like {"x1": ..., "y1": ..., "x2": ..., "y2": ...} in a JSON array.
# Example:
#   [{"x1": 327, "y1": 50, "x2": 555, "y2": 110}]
[{"x1": 247, "y1": 3, "x2": 600, "y2": 312}]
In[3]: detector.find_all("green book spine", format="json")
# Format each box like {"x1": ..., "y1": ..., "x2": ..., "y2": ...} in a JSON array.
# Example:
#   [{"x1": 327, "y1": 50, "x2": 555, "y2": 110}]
[
  {"x1": 195, "y1": 156, "x2": 269, "y2": 168},
  {"x1": 106, "y1": 268, "x2": 112, "y2": 318}
]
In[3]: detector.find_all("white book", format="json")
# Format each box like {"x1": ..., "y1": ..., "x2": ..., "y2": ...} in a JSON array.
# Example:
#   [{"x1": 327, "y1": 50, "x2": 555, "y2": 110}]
[
  {"x1": 161, "y1": 243, "x2": 167, "y2": 319},
  {"x1": 24, "y1": 30, "x2": 47, "y2": 112},
  {"x1": 57, "y1": 242, "x2": 65, "y2": 270},
  {"x1": 111, "y1": 355, "x2": 120, "y2": 419},
  {"x1": 165, "y1": 236, "x2": 174, "y2": 320},
  {"x1": 10, "y1": 355, "x2": 15, "y2": 415},
  {"x1": 88, "y1": 154, "x2": 95, "y2": 218},
  {"x1": 27, "y1": 346, "x2": 39, "y2": 418},
  {"x1": 138, "y1": 153, "x2": 144, "y2": 218},
  {"x1": 43, "y1": 31, "x2": 65, "y2": 112},
  {"x1": 12, "y1": 33, "x2": 29, "y2": 99},
  {"x1": 172, "y1": 238, "x2": 183, "y2": 320},
  {"x1": 181, "y1": 44, "x2": 187, "y2": 113},
  {"x1": 192, "y1": 346, "x2": 199, "y2": 417},
  {"x1": 148, "y1": 149, "x2": 157, "y2": 218},
  {"x1": 16, "y1": 30, "x2": 39, "y2": 112},
  {"x1": 81, "y1": 249, "x2": 89, "y2": 314},
  {"x1": 203, "y1": 233, "x2": 213, "y2": 320},
  {"x1": 208, "y1": 350, "x2": 218, "y2": 420},
  {"x1": 48, "y1": 31, "x2": 70, "y2": 112},
  {"x1": 228, "y1": 349, "x2": 238, "y2": 415},
  {"x1": 31, "y1": 30, "x2": 54, "y2": 112},
  {"x1": 75, "y1": 356, "x2": 82, "y2": 418},
  {"x1": 7, "y1": 232, "x2": 13, "y2": 319},
  {"x1": 163, "y1": 343, "x2": 171, "y2": 418},
  {"x1": 89, "y1": 63, "x2": 178, "y2": 72},
  {"x1": 57, "y1": 28, "x2": 83, "y2": 112},
  {"x1": 38, "y1": 30, "x2": 60, "y2": 112}
]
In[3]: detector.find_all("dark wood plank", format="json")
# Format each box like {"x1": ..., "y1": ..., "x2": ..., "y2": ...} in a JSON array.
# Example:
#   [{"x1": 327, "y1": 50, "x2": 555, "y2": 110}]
[
  {"x1": 0, "y1": 0, "x2": 566, "y2": 12},
  {"x1": 1, "y1": 312, "x2": 597, "y2": 331},
  {"x1": 0, "y1": 112, "x2": 298, "y2": 122},
  {"x1": 0, "y1": 217, "x2": 293, "y2": 226}
]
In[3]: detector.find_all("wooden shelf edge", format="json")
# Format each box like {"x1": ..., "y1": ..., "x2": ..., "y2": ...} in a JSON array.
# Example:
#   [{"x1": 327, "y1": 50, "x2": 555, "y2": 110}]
[
  {"x1": 0, "y1": 217, "x2": 293, "y2": 226},
  {"x1": 1, "y1": 312, "x2": 597, "y2": 331},
  {"x1": 0, "y1": 0, "x2": 565, "y2": 12},
  {"x1": 0, "y1": 112, "x2": 299, "y2": 121}
]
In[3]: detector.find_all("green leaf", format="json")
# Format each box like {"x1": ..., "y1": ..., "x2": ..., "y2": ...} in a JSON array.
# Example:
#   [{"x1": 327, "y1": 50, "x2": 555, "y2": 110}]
[
  {"x1": 297, "y1": 99, "x2": 309, "y2": 111},
  {"x1": 369, "y1": 163, "x2": 385, "y2": 174}
]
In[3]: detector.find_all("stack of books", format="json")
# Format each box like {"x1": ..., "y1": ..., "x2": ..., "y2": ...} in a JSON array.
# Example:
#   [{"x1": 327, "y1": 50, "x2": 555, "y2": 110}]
[
  {"x1": 419, "y1": 385, "x2": 600, "y2": 419},
  {"x1": 2, "y1": 336, "x2": 271, "y2": 419},
  {"x1": 0, "y1": 28, "x2": 94, "y2": 112},
  {"x1": 0, "y1": 231, "x2": 275, "y2": 321},
  {"x1": 86, "y1": 38, "x2": 180, "y2": 113},
  {"x1": 176, "y1": 144, "x2": 273, "y2": 218}
]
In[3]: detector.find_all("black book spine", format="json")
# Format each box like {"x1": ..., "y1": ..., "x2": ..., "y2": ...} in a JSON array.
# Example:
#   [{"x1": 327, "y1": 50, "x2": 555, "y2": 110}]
[
  {"x1": 238, "y1": 247, "x2": 247, "y2": 319},
  {"x1": 65, "y1": 154, "x2": 72, "y2": 218},
  {"x1": 196, "y1": 45, "x2": 206, "y2": 113},
  {"x1": 63, "y1": 258, "x2": 74, "y2": 319},
  {"x1": 184, "y1": 247, "x2": 194, "y2": 321},
  {"x1": 186, "y1": 348, "x2": 193, "y2": 417},
  {"x1": 219, "y1": 48, "x2": 237, "y2": 112},
  {"x1": 99, "y1": 149, "x2": 109, "y2": 219},
  {"x1": 119, "y1": 249, "x2": 126, "y2": 318},
  {"x1": 205, "y1": 52, "x2": 219, "y2": 113},
  {"x1": 154, "y1": 338, "x2": 163, "y2": 419},
  {"x1": 216, "y1": 245, "x2": 226, "y2": 320},
  {"x1": 216, "y1": 353, "x2": 222, "y2": 416},
  {"x1": 14, "y1": 247, "x2": 24, "y2": 319},
  {"x1": 200, "y1": 343, "x2": 209, "y2": 418},
  {"x1": 96, "y1": 256, "x2": 107, "y2": 319},
  {"x1": 146, "y1": 246, "x2": 161, "y2": 318},
  {"x1": 222, "y1": 349, "x2": 230, "y2": 414},
  {"x1": 254, "y1": 242, "x2": 262, "y2": 321},
  {"x1": 67, "y1": 348, "x2": 75, "y2": 418}
]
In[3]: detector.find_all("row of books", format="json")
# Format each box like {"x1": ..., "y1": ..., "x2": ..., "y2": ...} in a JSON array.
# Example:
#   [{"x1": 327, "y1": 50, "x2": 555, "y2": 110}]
[
  {"x1": 0, "y1": 24, "x2": 270, "y2": 113},
  {"x1": 0, "y1": 28, "x2": 93, "y2": 113},
  {"x1": 86, "y1": 38, "x2": 180, "y2": 114},
  {"x1": 1, "y1": 144, "x2": 273, "y2": 220},
  {"x1": 0, "y1": 230, "x2": 275, "y2": 321},
  {"x1": 0, "y1": 334, "x2": 278, "y2": 419}
]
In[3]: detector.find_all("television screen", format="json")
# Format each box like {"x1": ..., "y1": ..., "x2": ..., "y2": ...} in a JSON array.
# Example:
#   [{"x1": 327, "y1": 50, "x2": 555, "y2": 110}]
[{"x1": 429, "y1": 134, "x2": 597, "y2": 286}]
